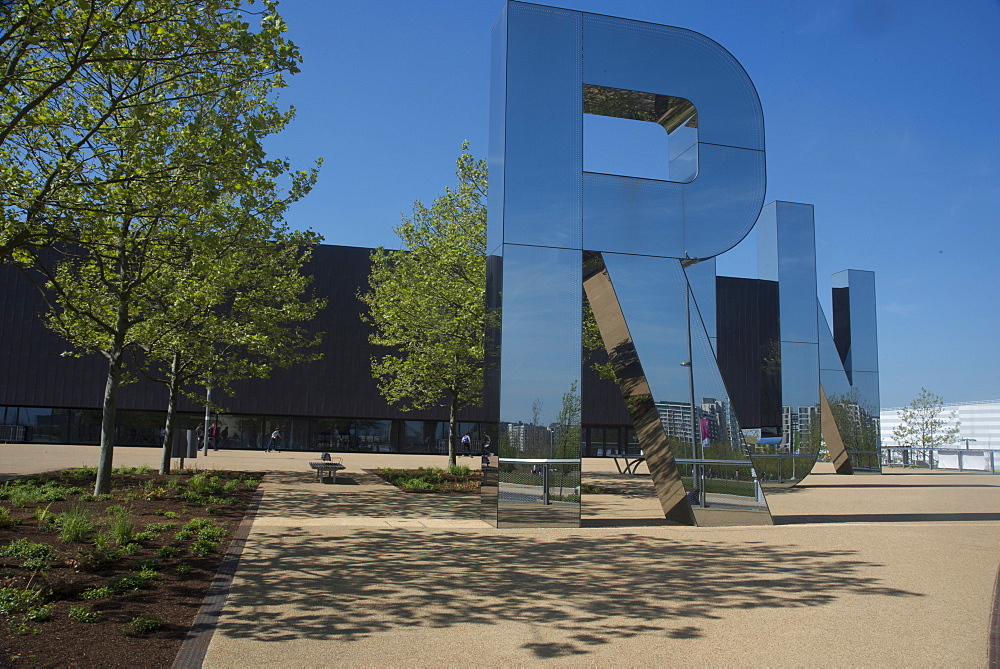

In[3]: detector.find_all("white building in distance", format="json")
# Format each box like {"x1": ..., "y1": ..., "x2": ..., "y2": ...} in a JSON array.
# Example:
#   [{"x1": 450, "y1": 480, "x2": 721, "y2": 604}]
[{"x1": 881, "y1": 399, "x2": 1000, "y2": 460}]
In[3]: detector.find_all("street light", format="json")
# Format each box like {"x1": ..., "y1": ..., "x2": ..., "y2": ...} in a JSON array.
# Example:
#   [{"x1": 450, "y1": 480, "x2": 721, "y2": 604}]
[{"x1": 962, "y1": 438, "x2": 977, "y2": 449}]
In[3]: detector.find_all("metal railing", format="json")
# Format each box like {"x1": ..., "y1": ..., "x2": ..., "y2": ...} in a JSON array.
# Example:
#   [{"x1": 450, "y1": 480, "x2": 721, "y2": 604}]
[
  {"x1": 498, "y1": 458, "x2": 580, "y2": 505},
  {"x1": 0, "y1": 425, "x2": 26, "y2": 443},
  {"x1": 881, "y1": 446, "x2": 998, "y2": 473}
]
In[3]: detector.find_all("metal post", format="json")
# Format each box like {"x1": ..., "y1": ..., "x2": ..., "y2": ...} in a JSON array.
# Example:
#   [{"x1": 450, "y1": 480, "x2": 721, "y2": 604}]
[
  {"x1": 683, "y1": 283, "x2": 703, "y2": 508},
  {"x1": 202, "y1": 378, "x2": 211, "y2": 456},
  {"x1": 542, "y1": 464, "x2": 550, "y2": 505}
]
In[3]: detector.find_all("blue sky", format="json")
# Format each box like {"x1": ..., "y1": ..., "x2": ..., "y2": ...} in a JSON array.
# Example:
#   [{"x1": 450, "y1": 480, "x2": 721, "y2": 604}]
[{"x1": 266, "y1": 0, "x2": 1000, "y2": 409}]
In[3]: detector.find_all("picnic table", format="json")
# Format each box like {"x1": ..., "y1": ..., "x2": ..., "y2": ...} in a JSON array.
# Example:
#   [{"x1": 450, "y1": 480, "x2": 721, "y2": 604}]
[{"x1": 309, "y1": 455, "x2": 345, "y2": 483}]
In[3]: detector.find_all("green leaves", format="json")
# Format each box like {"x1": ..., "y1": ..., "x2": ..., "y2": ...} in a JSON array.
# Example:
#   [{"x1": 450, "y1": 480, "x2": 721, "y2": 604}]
[
  {"x1": 0, "y1": 0, "x2": 321, "y2": 490},
  {"x1": 359, "y1": 144, "x2": 489, "y2": 455},
  {"x1": 892, "y1": 387, "x2": 960, "y2": 450}
]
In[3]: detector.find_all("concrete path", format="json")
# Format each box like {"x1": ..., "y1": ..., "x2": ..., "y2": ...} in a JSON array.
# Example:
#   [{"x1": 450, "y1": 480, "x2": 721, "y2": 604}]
[{"x1": 3, "y1": 445, "x2": 999, "y2": 666}]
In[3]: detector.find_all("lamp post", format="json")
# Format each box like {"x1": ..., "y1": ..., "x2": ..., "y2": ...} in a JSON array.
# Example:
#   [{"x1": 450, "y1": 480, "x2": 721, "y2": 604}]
[{"x1": 962, "y1": 438, "x2": 977, "y2": 449}]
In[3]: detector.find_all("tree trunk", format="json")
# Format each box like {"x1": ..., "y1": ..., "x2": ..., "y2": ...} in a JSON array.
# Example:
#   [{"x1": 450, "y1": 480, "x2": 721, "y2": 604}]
[
  {"x1": 159, "y1": 351, "x2": 181, "y2": 475},
  {"x1": 95, "y1": 328, "x2": 127, "y2": 495},
  {"x1": 447, "y1": 390, "x2": 458, "y2": 468}
]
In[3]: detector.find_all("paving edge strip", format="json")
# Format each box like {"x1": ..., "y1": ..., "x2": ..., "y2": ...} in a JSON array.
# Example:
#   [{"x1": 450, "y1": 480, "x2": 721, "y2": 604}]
[
  {"x1": 172, "y1": 482, "x2": 266, "y2": 669},
  {"x1": 991, "y1": 562, "x2": 1000, "y2": 669}
]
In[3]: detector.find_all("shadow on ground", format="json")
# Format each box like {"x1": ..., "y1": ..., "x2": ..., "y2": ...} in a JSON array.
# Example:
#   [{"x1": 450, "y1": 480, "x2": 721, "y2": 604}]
[{"x1": 218, "y1": 525, "x2": 922, "y2": 659}]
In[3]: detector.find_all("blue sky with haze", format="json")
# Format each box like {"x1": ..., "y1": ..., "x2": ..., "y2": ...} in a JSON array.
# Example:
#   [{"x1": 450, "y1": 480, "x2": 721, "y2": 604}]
[{"x1": 265, "y1": 0, "x2": 1000, "y2": 409}]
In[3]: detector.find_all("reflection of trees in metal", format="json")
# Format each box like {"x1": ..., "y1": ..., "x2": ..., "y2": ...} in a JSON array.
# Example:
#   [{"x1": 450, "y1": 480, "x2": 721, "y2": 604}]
[
  {"x1": 582, "y1": 250, "x2": 696, "y2": 525},
  {"x1": 583, "y1": 84, "x2": 697, "y2": 132},
  {"x1": 554, "y1": 381, "x2": 582, "y2": 459},
  {"x1": 822, "y1": 386, "x2": 881, "y2": 472}
]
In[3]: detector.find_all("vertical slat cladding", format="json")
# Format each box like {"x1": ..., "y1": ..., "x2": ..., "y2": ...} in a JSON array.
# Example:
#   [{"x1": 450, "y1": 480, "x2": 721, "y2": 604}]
[{"x1": 0, "y1": 246, "x2": 493, "y2": 423}]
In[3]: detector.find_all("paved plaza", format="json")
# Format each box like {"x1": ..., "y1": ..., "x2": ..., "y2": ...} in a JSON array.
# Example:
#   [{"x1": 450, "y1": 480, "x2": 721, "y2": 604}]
[{"x1": 2, "y1": 444, "x2": 999, "y2": 666}]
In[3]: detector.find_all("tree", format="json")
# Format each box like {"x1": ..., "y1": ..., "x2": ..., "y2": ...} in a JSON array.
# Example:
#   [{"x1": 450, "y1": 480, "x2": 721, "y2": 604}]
[
  {"x1": 0, "y1": 0, "x2": 302, "y2": 260},
  {"x1": 554, "y1": 381, "x2": 582, "y2": 459},
  {"x1": 20, "y1": 0, "x2": 317, "y2": 494},
  {"x1": 359, "y1": 143, "x2": 487, "y2": 468},
  {"x1": 137, "y1": 218, "x2": 325, "y2": 476},
  {"x1": 892, "y1": 388, "x2": 960, "y2": 467}
]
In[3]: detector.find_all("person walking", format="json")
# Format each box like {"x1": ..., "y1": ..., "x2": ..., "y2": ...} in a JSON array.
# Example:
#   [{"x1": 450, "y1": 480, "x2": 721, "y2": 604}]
[{"x1": 267, "y1": 428, "x2": 283, "y2": 452}]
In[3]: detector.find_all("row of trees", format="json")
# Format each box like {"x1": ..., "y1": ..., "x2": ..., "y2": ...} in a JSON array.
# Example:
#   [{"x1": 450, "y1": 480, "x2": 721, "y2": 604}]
[{"x1": 1, "y1": 1, "x2": 324, "y2": 492}]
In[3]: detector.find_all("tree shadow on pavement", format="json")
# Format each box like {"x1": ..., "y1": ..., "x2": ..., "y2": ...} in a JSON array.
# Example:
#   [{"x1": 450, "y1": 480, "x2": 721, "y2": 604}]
[{"x1": 218, "y1": 525, "x2": 922, "y2": 660}]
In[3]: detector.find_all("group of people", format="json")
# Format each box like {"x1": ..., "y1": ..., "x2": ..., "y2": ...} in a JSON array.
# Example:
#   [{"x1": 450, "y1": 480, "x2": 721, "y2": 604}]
[{"x1": 195, "y1": 422, "x2": 228, "y2": 455}]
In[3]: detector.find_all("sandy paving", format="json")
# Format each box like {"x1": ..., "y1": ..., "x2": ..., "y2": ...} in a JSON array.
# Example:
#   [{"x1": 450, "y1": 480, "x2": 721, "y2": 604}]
[{"x1": 3, "y1": 445, "x2": 998, "y2": 666}]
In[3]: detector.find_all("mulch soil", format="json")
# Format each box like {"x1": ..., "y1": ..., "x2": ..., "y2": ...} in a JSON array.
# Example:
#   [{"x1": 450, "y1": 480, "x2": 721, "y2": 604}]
[{"x1": 0, "y1": 468, "x2": 261, "y2": 668}]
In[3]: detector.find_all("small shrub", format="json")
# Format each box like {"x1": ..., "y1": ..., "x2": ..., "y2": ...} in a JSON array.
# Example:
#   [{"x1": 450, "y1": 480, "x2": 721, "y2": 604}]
[
  {"x1": 400, "y1": 478, "x2": 435, "y2": 491},
  {"x1": 68, "y1": 605, "x2": 102, "y2": 623},
  {"x1": 206, "y1": 495, "x2": 235, "y2": 506},
  {"x1": 108, "y1": 515, "x2": 136, "y2": 546},
  {"x1": 221, "y1": 480, "x2": 239, "y2": 493},
  {"x1": 71, "y1": 546, "x2": 120, "y2": 573},
  {"x1": 174, "y1": 563, "x2": 191, "y2": 575},
  {"x1": 0, "y1": 586, "x2": 50, "y2": 623},
  {"x1": 0, "y1": 505, "x2": 21, "y2": 529},
  {"x1": 157, "y1": 546, "x2": 179, "y2": 558},
  {"x1": 104, "y1": 505, "x2": 127, "y2": 517},
  {"x1": 135, "y1": 464, "x2": 151, "y2": 475},
  {"x1": 34, "y1": 504, "x2": 56, "y2": 528},
  {"x1": 93, "y1": 532, "x2": 114, "y2": 552},
  {"x1": 135, "y1": 559, "x2": 159, "y2": 572},
  {"x1": 57, "y1": 507, "x2": 94, "y2": 543},
  {"x1": 142, "y1": 485, "x2": 169, "y2": 500},
  {"x1": 189, "y1": 538, "x2": 217, "y2": 556},
  {"x1": 108, "y1": 573, "x2": 152, "y2": 593},
  {"x1": 123, "y1": 615, "x2": 162, "y2": 636},
  {"x1": 80, "y1": 586, "x2": 114, "y2": 600},
  {"x1": 187, "y1": 474, "x2": 212, "y2": 494},
  {"x1": 145, "y1": 522, "x2": 176, "y2": 533},
  {"x1": 121, "y1": 543, "x2": 141, "y2": 555},
  {"x1": 204, "y1": 506, "x2": 218, "y2": 515},
  {"x1": 242, "y1": 478, "x2": 260, "y2": 488},
  {"x1": 447, "y1": 464, "x2": 472, "y2": 477},
  {"x1": 132, "y1": 531, "x2": 155, "y2": 543},
  {"x1": 62, "y1": 467, "x2": 97, "y2": 480},
  {"x1": 158, "y1": 511, "x2": 179, "y2": 519},
  {"x1": 78, "y1": 494, "x2": 96, "y2": 502},
  {"x1": 181, "y1": 491, "x2": 204, "y2": 505},
  {"x1": 1, "y1": 539, "x2": 55, "y2": 563},
  {"x1": 96, "y1": 494, "x2": 113, "y2": 502}
]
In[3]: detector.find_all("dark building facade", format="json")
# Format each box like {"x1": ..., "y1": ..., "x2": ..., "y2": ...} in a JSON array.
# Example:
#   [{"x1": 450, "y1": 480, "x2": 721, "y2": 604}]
[{"x1": 1, "y1": 240, "x2": 875, "y2": 466}]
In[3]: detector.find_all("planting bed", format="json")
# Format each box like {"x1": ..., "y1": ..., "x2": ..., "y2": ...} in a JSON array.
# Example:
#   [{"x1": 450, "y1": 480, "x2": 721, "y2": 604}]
[
  {"x1": 369, "y1": 466, "x2": 482, "y2": 493},
  {"x1": 0, "y1": 466, "x2": 260, "y2": 668}
]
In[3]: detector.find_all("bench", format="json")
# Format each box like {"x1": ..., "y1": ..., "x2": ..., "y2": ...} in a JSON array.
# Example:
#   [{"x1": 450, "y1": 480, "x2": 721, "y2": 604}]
[
  {"x1": 309, "y1": 458, "x2": 346, "y2": 483},
  {"x1": 613, "y1": 456, "x2": 646, "y2": 475}
]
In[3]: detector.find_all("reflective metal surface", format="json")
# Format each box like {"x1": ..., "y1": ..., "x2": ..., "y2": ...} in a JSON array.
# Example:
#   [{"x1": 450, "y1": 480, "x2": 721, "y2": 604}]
[
  {"x1": 754, "y1": 202, "x2": 821, "y2": 485},
  {"x1": 488, "y1": 1, "x2": 768, "y2": 526},
  {"x1": 586, "y1": 251, "x2": 771, "y2": 524},
  {"x1": 582, "y1": 251, "x2": 695, "y2": 524},
  {"x1": 819, "y1": 297, "x2": 882, "y2": 473},
  {"x1": 493, "y1": 243, "x2": 582, "y2": 527}
]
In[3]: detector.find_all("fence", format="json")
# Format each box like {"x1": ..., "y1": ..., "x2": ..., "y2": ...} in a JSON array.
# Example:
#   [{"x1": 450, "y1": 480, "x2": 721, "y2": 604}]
[{"x1": 881, "y1": 446, "x2": 998, "y2": 473}]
